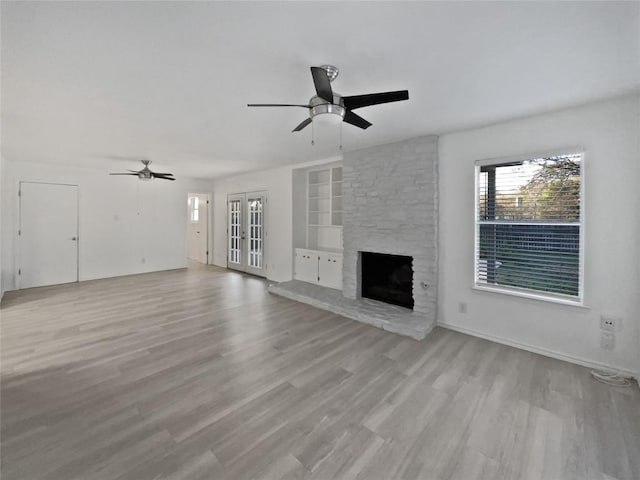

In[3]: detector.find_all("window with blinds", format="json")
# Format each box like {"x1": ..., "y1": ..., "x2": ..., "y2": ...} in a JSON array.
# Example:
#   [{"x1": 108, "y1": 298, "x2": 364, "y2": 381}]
[{"x1": 475, "y1": 153, "x2": 583, "y2": 300}]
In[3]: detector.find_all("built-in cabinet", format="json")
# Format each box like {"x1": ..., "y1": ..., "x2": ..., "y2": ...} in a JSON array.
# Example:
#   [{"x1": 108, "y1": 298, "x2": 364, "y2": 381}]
[
  {"x1": 292, "y1": 163, "x2": 343, "y2": 290},
  {"x1": 294, "y1": 248, "x2": 343, "y2": 290}
]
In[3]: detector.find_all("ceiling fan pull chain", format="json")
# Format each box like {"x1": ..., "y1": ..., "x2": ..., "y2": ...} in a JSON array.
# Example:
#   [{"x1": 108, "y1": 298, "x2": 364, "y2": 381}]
[
  {"x1": 311, "y1": 120, "x2": 315, "y2": 146},
  {"x1": 339, "y1": 122, "x2": 343, "y2": 151}
]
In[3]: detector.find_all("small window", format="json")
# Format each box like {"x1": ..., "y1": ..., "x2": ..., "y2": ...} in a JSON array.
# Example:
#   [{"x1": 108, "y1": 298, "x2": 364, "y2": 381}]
[
  {"x1": 189, "y1": 196, "x2": 199, "y2": 222},
  {"x1": 475, "y1": 153, "x2": 583, "y2": 302}
]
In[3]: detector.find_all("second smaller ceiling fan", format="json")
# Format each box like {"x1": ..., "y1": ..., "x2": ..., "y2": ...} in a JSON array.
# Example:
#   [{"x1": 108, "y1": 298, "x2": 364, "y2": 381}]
[{"x1": 110, "y1": 160, "x2": 175, "y2": 181}]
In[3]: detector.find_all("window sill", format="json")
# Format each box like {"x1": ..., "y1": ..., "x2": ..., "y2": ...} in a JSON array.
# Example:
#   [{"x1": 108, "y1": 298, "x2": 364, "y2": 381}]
[{"x1": 472, "y1": 285, "x2": 588, "y2": 308}]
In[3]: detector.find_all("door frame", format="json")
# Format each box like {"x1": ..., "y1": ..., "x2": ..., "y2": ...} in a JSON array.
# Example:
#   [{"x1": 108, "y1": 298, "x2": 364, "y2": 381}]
[
  {"x1": 226, "y1": 191, "x2": 267, "y2": 277},
  {"x1": 187, "y1": 192, "x2": 211, "y2": 264},
  {"x1": 17, "y1": 181, "x2": 80, "y2": 290}
]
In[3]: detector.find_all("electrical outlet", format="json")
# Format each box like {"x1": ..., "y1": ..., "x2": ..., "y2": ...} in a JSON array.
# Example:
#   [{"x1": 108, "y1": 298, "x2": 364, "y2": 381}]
[
  {"x1": 458, "y1": 302, "x2": 467, "y2": 314},
  {"x1": 600, "y1": 315, "x2": 620, "y2": 332},
  {"x1": 600, "y1": 332, "x2": 615, "y2": 350}
]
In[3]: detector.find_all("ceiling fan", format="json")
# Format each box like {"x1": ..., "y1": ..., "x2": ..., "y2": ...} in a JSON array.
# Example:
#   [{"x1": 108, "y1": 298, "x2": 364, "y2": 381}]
[
  {"x1": 248, "y1": 65, "x2": 409, "y2": 132},
  {"x1": 109, "y1": 160, "x2": 175, "y2": 181}
]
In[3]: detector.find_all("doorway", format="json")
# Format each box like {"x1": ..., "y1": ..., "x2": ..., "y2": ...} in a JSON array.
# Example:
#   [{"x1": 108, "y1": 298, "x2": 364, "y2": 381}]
[
  {"x1": 187, "y1": 193, "x2": 209, "y2": 264},
  {"x1": 18, "y1": 181, "x2": 79, "y2": 289},
  {"x1": 227, "y1": 191, "x2": 267, "y2": 277}
]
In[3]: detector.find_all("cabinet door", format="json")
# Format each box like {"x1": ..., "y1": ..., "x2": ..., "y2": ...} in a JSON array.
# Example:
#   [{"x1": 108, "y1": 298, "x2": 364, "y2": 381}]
[
  {"x1": 318, "y1": 253, "x2": 343, "y2": 290},
  {"x1": 294, "y1": 249, "x2": 319, "y2": 284}
]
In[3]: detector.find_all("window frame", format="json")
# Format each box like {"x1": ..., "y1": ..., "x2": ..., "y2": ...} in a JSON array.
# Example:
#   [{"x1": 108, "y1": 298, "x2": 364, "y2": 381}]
[{"x1": 473, "y1": 148, "x2": 586, "y2": 306}]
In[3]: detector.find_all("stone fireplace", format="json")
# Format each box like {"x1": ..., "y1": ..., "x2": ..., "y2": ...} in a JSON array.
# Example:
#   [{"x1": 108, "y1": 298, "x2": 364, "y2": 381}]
[{"x1": 342, "y1": 135, "x2": 438, "y2": 337}]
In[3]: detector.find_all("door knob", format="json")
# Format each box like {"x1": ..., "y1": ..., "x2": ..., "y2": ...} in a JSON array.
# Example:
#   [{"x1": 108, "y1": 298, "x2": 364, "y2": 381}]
[{"x1": 71, "y1": 237, "x2": 77, "y2": 241}]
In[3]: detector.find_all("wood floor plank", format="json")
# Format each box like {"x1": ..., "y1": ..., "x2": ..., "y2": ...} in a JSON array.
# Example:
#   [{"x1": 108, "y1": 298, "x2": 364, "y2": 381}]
[{"x1": 1, "y1": 264, "x2": 639, "y2": 479}]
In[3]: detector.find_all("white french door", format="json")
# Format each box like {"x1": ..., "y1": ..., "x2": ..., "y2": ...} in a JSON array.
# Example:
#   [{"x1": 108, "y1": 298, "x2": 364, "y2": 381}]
[{"x1": 227, "y1": 191, "x2": 266, "y2": 277}]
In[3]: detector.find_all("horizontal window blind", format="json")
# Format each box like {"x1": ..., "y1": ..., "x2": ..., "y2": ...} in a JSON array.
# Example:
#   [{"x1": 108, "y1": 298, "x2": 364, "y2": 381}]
[{"x1": 476, "y1": 153, "x2": 582, "y2": 298}]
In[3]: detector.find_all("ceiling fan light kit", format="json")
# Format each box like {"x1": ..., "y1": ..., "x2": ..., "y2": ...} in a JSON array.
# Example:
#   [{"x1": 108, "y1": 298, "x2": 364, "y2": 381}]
[
  {"x1": 248, "y1": 64, "x2": 409, "y2": 137},
  {"x1": 309, "y1": 95, "x2": 345, "y2": 125}
]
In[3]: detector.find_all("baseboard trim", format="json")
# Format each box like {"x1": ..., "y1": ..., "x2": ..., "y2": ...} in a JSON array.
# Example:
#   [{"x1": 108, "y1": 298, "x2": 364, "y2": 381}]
[{"x1": 439, "y1": 322, "x2": 638, "y2": 381}]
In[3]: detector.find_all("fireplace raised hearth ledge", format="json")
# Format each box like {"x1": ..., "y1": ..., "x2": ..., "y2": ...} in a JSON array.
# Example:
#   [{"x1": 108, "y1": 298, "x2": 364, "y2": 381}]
[{"x1": 268, "y1": 280, "x2": 434, "y2": 340}]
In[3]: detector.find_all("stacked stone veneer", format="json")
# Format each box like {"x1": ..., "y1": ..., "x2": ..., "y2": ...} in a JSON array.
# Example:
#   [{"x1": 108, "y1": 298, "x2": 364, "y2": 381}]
[{"x1": 342, "y1": 135, "x2": 438, "y2": 333}]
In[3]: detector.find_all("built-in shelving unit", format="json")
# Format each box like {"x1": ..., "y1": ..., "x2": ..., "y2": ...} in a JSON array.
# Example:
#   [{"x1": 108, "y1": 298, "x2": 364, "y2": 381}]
[
  {"x1": 292, "y1": 162, "x2": 344, "y2": 290},
  {"x1": 307, "y1": 166, "x2": 343, "y2": 251}
]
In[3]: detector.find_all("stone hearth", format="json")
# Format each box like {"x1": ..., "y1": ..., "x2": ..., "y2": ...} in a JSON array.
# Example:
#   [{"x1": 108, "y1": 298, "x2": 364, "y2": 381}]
[{"x1": 268, "y1": 280, "x2": 430, "y2": 340}]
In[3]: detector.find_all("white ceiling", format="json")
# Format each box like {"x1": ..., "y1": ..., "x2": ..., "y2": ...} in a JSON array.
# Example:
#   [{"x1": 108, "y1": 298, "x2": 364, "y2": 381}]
[{"x1": 2, "y1": 1, "x2": 638, "y2": 179}]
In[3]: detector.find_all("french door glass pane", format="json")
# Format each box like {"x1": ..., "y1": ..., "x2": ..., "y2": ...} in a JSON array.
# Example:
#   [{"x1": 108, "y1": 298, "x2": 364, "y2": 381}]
[
  {"x1": 248, "y1": 197, "x2": 263, "y2": 269},
  {"x1": 228, "y1": 200, "x2": 241, "y2": 265}
]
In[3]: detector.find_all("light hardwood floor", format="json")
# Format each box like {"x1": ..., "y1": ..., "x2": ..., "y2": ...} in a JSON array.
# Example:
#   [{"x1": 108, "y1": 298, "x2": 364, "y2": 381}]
[{"x1": 1, "y1": 265, "x2": 638, "y2": 480}]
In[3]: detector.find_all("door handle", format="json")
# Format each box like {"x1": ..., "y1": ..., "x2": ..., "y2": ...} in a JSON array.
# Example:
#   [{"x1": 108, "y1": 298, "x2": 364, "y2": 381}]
[{"x1": 71, "y1": 237, "x2": 77, "y2": 241}]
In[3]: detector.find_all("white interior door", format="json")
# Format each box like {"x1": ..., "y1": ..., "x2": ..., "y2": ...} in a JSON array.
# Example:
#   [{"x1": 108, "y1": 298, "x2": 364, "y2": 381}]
[
  {"x1": 19, "y1": 182, "x2": 79, "y2": 289},
  {"x1": 227, "y1": 191, "x2": 266, "y2": 277},
  {"x1": 187, "y1": 194, "x2": 209, "y2": 264}
]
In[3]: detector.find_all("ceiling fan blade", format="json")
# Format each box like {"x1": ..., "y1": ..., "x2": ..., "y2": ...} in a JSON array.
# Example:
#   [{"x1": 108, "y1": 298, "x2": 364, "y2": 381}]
[
  {"x1": 109, "y1": 173, "x2": 139, "y2": 176},
  {"x1": 103, "y1": 155, "x2": 144, "y2": 161},
  {"x1": 311, "y1": 67, "x2": 333, "y2": 103},
  {"x1": 342, "y1": 90, "x2": 409, "y2": 110},
  {"x1": 343, "y1": 111, "x2": 372, "y2": 129},
  {"x1": 153, "y1": 174, "x2": 176, "y2": 181},
  {"x1": 292, "y1": 118, "x2": 312, "y2": 132},
  {"x1": 247, "y1": 104, "x2": 311, "y2": 108},
  {"x1": 151, "y1": 172, "x2": 174, "y2": 176}
]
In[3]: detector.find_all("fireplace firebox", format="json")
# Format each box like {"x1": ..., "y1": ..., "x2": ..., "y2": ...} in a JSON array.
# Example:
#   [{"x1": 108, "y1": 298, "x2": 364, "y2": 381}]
[{"x1": 360, "y1": 252, "x2": 414, "y2": 309}]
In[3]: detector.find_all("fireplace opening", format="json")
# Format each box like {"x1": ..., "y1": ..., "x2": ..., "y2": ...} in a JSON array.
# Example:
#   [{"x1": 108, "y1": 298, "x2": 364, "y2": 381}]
[{"x1": 361, "y1": 252, "x2": 414, "y2": 310}]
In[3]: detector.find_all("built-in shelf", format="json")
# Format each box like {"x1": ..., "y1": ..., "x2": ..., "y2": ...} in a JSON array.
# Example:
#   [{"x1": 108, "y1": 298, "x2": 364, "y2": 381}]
[{"x1": 304, "y1": 166, "x2": 343, "y2": 251}]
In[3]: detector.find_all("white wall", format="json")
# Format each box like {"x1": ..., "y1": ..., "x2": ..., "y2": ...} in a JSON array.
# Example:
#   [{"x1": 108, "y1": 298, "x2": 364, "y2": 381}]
[
  {"x1": 1, "y1": 160, "x2": 213, "y2": 292},
  {"x1": 438, "y1": 94, "x2": 640, "y2": 375},
  {"x1": 212, "y1": 157, "x2": 342, "y2": 283},
  {"x1": 0, "y1": 155, "x2": 5, "y2": 298}
]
